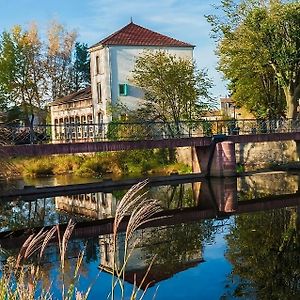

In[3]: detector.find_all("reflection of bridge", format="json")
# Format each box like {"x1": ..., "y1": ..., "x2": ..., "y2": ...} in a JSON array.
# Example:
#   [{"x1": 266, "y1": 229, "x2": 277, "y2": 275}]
[{"x1": 1, "y1": 178, "x2": 300, "y2": 246}]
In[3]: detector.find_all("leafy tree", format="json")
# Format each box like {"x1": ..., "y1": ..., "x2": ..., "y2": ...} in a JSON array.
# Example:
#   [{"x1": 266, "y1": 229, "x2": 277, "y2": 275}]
[
  {"x1": 71, "y1": 42, "x2": 90, "y2": 91},
  {"x1": 132, "y1": 51, "x2": 214, "y2": 137},
  {"x1": 46, "y1": 21, "x2": 77, "y2": 100},
  {"x1": 208, "y1": 0, "x2": 300, "y2": 118},
  {"x1": 0, "y1": 24, "x2": 45, "y2": 132},
  {"x1": 0, "y1": 22, "x2": 90, "y2": 129}
]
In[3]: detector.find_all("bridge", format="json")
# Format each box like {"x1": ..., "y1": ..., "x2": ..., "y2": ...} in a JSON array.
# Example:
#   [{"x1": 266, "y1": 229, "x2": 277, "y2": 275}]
[{"x1": 1, "y1": 118, "x2": 300, "y2": 176}]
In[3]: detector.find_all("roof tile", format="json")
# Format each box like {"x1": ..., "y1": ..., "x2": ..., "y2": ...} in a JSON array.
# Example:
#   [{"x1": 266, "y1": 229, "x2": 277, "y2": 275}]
[{"x1": 90, "y1": 22, "x2": 194, "y2": 48}]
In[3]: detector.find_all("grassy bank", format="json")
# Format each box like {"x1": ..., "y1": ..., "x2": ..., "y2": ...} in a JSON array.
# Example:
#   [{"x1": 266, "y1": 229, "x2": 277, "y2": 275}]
[{"x1": 12, "y1": 149, "x2": 191, "y2": 179}]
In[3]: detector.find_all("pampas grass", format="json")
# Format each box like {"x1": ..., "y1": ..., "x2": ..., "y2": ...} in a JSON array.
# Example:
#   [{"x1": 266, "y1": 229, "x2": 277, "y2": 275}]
[{"x1": 0, "y1": 180, "x2": 161, "y2": 300}]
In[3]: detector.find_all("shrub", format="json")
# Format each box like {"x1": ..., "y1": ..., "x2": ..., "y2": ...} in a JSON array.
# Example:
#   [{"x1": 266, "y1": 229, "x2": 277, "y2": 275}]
[
  {"x1": 22, "y1": 158, "x2": 54, "y2": 177},
  {"x1": 52, "y1": 155, "x2": 82, "y2": 175}
]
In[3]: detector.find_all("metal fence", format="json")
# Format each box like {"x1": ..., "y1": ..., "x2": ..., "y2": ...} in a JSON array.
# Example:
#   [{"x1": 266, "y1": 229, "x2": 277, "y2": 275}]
[{"x1": 1, "y1": 118, "x2": 300, "y2": 145}]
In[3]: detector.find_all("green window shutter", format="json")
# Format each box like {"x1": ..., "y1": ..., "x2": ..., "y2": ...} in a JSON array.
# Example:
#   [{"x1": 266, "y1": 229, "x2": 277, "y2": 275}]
[{"x1": 119, "y1": 83, "x2": 128, "y2": 96}]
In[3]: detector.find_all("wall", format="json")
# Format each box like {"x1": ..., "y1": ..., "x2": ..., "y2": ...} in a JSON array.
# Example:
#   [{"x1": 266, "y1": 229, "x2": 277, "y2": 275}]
[
  {"x1": 109, "y1": 46, "x2": 194, "y2": 110},
  {"x1": 177, "y1": 141, "x2": 299, "y2": 172},
  {"x1": 236, "y1": 141, "x2": 298, "y2": 170},
  {"x1": 90, "y1": 46, "x2": 111, "y2": 123}
]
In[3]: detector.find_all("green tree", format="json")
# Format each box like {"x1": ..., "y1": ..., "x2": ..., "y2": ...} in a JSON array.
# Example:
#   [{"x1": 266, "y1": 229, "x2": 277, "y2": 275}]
[
  {"x1": 71, "y1": 42, "x2": 90, "y2": 91},
  {"x1": 132, "y1": 51, "x2": 214, "y2": 137},
  {"x1": 0, "y1": 24, "x2": 45, "y2": 133},
  {"x1": 208, "y1": 0, "x2": 300, "y2": 118}
]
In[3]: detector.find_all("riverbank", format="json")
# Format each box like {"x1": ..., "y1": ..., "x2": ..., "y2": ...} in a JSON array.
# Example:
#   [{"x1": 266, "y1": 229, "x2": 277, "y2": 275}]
[{"x1": 10, "y1": 149, "x2": 191, "y2": 179}]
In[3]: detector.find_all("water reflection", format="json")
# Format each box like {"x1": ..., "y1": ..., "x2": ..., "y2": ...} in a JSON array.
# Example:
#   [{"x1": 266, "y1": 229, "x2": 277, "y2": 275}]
[
  {"x1": 55, "y1": 192, "x2": 117, "y2": 219},
  {"x1": 0, "y1": 172, "x2": 299, "y2": 298},
  {"x1": 1, "y1": 172, "x2": 300, "y2": 233},
  {"x1": 99, "y1": 220, "x2": 216, "y2": 289},
  {"x1": 224, "y1": 208, "x2": 300, "y2": 299}
]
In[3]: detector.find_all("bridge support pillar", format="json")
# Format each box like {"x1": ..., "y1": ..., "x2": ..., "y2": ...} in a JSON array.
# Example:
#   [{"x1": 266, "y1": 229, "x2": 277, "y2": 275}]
[{"x1": 192, "y1": 141, "x2": 236, "y2": 177}]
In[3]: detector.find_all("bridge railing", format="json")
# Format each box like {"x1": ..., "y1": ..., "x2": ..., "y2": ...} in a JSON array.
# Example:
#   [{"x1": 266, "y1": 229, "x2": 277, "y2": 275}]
[{"x1": 1, "y1": 118, "x2": 300, "y2": 145}]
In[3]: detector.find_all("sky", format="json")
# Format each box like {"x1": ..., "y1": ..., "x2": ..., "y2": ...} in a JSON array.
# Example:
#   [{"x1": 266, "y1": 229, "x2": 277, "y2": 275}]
[{"x1": 0, "y1": 0, "x2": 228, "y2": 98}]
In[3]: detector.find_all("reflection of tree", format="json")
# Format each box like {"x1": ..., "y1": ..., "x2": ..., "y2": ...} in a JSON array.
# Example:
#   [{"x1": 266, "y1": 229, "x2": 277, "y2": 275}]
[
  {"x1": 112, "y1": 184, "x2": 196, "y2": 212},
  {"x1": 224, "y1": 208, "x2": 300, "y2": 299},
  {"x1": 0, "y1": 198, "x2": 77, "y2": 231},
  {"x1": 141, "y1": 220, "x2": 215, "y2": 276},
  {"x1": 238, "y1": 174, "x2": 299, "y2": 201},
  {"x1": 149, "y1": 184, "x2": 196, "y2": 209}
]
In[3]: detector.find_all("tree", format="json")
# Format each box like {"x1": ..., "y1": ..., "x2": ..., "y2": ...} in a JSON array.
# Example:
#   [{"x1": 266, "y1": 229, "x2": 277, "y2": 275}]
[
  {"x1": 71, "y1": 42, "x2": 90, "y2": 91},
  {"x1": 0, "y1": 22, "x2": 89, "y2": 129},
  {"x1": 0, "y1": 24, "x2": 45, "y2": 135},
  {"x1": 207, "y1": 0, "x2": 300, "y2": 118},
  {"x1": 45, "y1": 21, "x2": 77, "y2": 100},
  {"x1": 132, "y1": 51, "x2": 214, "y2": 137}
]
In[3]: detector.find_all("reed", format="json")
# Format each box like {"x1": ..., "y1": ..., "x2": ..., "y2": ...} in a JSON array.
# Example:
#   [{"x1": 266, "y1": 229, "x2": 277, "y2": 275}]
[{"x1": 0, "y1": 180, "x2": 161, "y2": 299}]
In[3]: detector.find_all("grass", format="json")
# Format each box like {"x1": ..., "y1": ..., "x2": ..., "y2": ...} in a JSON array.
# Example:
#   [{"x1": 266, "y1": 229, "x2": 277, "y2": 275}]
[
  {"x1": 0, "y1": 128, "x2": 19, "y2": 179},
  {"x1": 0, "y1": 180, "x2": 161, "y2": 300},
  {"x1": 12, "y1": 149, "x2": 191, "y2": 179}
]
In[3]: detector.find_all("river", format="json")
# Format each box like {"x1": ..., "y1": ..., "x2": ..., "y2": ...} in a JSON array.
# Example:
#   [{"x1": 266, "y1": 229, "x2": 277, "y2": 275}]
[{"x1": 0, "y1": 171, "x2": 299, "y2": 299}]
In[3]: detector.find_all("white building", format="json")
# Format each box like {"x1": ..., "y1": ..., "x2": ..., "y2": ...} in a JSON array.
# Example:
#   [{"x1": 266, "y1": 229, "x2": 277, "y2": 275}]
[{"x1": 50, "y1": 22, "x2": 194, "y2": 141}]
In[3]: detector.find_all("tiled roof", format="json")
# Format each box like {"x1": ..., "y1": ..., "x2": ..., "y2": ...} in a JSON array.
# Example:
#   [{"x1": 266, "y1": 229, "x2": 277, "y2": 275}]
[
  {"x1": 90, "y1": 22, "x2": 194, "y2": 48},
  {"x1": 50, "y1": 86, "x2": 92, "y2": 106}
]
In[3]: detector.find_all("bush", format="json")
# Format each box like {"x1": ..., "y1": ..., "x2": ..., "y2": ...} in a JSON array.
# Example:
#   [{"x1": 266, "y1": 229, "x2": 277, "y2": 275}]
[
  {"x1": 52, "y1": 155, "x2": 82, "y2": 175},
  {"x1": 22, "y1": 158, "x2": 54, "y2": 177},
  {"x1": 75, "y1": 154, "x2": 121, "y2": 178}
]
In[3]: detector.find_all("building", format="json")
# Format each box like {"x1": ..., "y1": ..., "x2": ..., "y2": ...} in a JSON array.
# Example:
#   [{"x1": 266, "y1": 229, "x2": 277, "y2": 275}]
[{"x1": 50, "y1": 22, "x2": 194, "y2": 142}]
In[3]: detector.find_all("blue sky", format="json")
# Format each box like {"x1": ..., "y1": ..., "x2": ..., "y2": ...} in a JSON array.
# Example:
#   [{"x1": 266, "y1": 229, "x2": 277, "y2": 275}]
[{"x1": 0, "y1": 0, "x2": 228, "y2": 98}]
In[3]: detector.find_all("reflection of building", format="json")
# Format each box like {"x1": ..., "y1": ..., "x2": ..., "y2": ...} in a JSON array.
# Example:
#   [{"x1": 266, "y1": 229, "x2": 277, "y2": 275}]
[
  {"x1": 55, "y1": 192, "x2": 117, "y2": 219},
  {"x1": 99, "y1": 225, "x2": 203, "y2": 289},
  {"x1": 50, "y1": 22, "x2": 194, "y2": 142}
]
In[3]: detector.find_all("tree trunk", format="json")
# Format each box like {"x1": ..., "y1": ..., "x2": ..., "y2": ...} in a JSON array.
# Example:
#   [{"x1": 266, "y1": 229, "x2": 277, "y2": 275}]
[
  {"x1": 29, "y1": 113, "x2": 35, "y2": 144},
  {"x1": 283, "y1": 85, "x2": 300, "y2": 119},
  {"x1": 168, "y1": 148, "x2": 176, "y2": 163}
]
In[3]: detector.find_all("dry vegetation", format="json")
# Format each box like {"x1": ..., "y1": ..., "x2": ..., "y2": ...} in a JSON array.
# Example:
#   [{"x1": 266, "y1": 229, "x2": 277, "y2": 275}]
[
  {"x1": 0, "y1": 127, "x2": 19, "y2": 179},
  {"x1": 0, "y1": 180, "x2": 161, "y2": 299}
]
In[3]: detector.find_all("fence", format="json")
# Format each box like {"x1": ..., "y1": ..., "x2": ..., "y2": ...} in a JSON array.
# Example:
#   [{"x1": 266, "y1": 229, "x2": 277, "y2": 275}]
[{"x1": 1, "y1": 118, "x2": 300, "y2": 145}]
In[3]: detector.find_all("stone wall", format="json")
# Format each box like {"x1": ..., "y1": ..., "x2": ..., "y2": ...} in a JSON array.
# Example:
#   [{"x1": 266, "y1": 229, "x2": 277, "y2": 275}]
[
  {"x1": 176, "y1": 141, "x2": 299, "y2": 172},
  {"x1": 236, "y1": 141, "x2": 298, "y2": 170},
  {"x1": 176, "y1": 147, "x2": 193, "y2": 167}
]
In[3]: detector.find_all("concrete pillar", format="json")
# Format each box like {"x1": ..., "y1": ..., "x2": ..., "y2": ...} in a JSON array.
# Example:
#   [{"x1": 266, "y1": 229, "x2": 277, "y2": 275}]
[{"x1": 192, "y1": 141, "x2": 236, "y2": 177}]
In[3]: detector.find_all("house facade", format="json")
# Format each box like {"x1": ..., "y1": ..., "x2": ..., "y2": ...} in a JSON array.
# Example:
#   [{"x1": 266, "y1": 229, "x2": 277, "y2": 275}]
[{"x1": 50, "y1": 22, "x2": 194, "y2": 142}]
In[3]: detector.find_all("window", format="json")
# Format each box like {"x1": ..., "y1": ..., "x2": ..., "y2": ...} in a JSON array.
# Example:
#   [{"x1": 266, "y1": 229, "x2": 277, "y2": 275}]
[
  {"x1": 119, "y1": 83, "x2": 128, "y2": 96},
  {"x1": 96, "y1": 56, "x2": 100, "y2": 74},
  {"x1": 97, "y1": 82, "x2": 102, "y2": 103},
  {"x1": 98, "y1": 112, "x2": 103, "y2": 124}
]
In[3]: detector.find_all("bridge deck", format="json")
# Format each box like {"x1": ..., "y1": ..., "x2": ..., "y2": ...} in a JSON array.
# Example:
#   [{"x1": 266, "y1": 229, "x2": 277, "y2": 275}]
[{"x1": 2, "y1": 132, "x2": 300, "y2": 156}]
